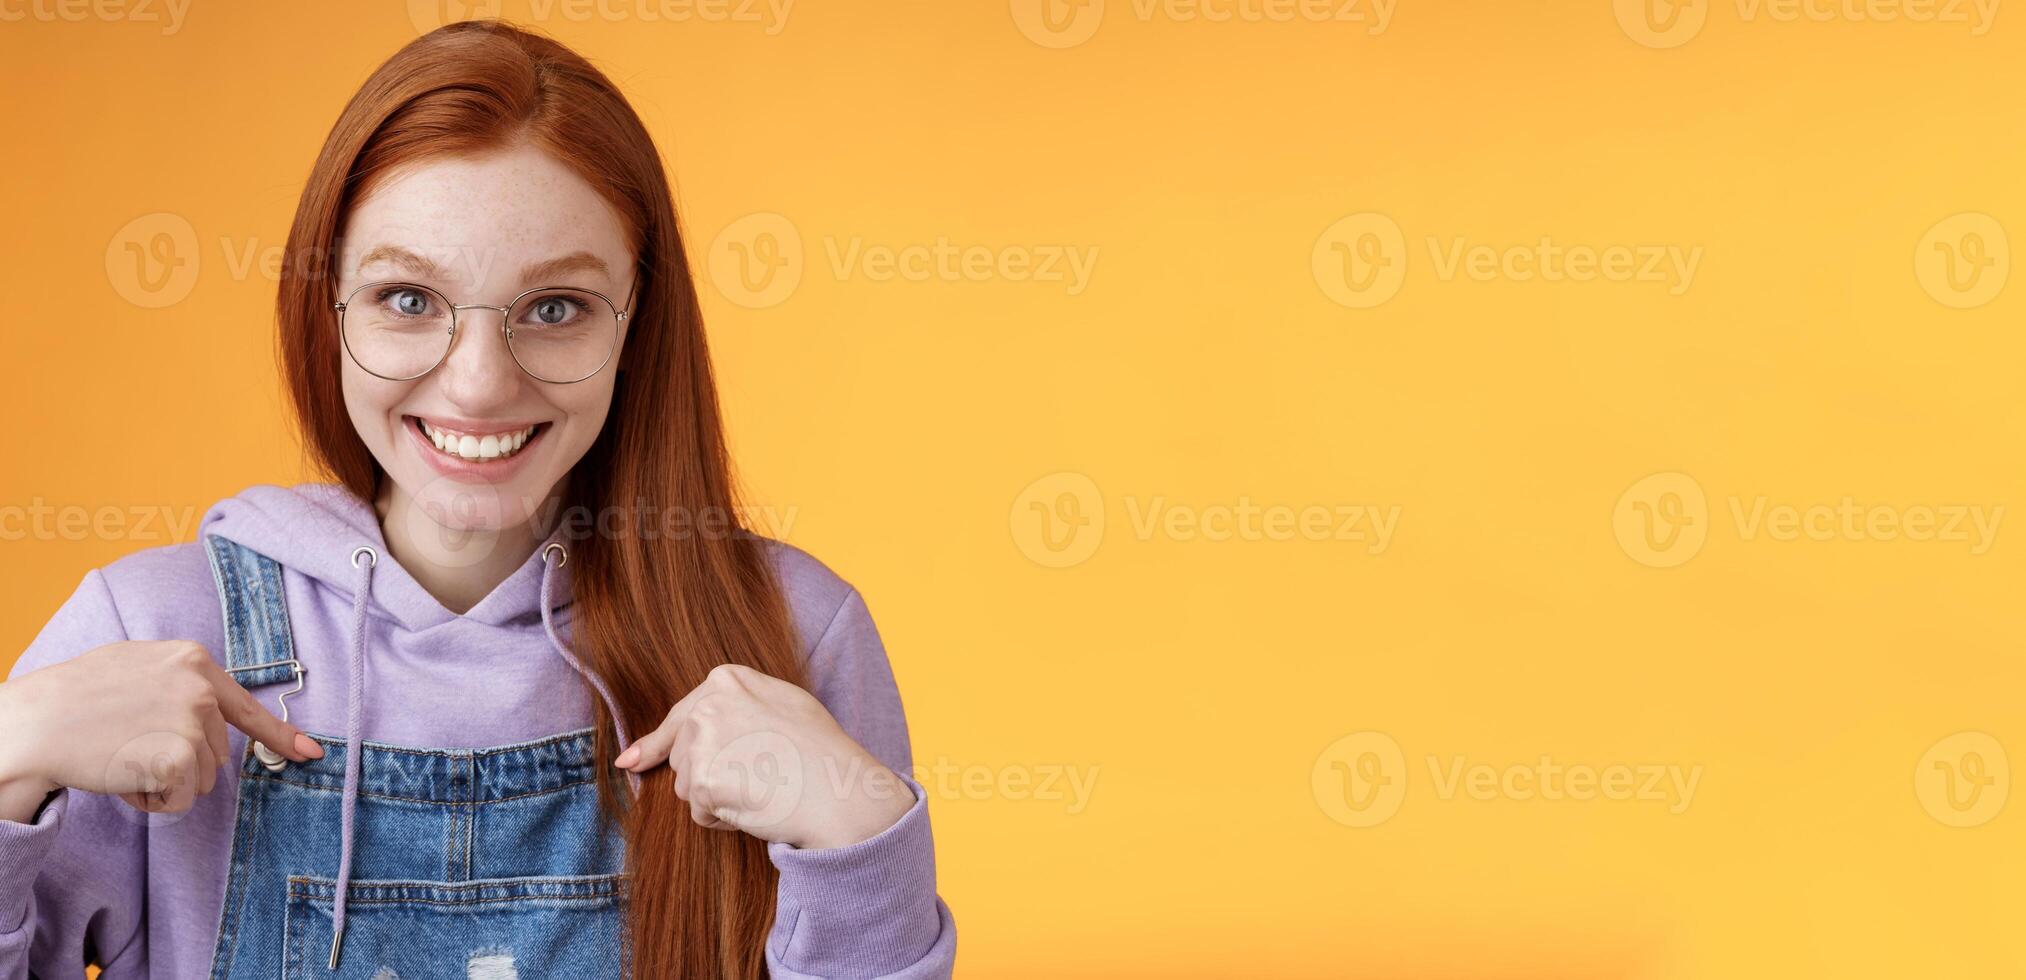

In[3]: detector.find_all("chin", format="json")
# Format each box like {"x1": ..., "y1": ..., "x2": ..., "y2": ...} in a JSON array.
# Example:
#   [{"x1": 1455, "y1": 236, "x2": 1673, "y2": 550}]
[{"x1": 394, "y1": 469, "x2": 552, "y2": 554}]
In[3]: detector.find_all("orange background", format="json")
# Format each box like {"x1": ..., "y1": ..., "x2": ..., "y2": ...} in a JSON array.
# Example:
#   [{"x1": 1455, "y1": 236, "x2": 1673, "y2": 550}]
[{"x1": 3, "y1": 1, "x2": 2023, "y2": 977}]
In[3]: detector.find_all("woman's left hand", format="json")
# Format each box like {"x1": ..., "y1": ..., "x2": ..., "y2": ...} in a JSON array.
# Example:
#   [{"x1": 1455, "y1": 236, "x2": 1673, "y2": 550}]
[{"x1": 614, "y1": 663, "x2": 915, "y2": 850}]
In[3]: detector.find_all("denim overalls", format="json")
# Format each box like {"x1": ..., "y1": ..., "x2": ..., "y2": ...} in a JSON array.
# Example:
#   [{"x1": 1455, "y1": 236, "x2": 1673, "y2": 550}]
[{"x1": 200, "y1": 534, "x2": 632, "y2": 979}]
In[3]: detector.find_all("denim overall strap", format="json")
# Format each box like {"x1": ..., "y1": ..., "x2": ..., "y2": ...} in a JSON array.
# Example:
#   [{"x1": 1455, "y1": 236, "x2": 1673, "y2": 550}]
[
  {"x1": 200, "y1": 536, "x2": 631, "y2": 979},
  {"x1": 203, "y1": 534, "x2": 303, "y2": 689}
]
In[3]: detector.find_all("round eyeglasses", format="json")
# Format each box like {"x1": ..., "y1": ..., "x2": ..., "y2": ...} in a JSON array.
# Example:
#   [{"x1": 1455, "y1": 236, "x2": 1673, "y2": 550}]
[{"x1": 335, "y1": 280, "x2": 633, "y2": 385}]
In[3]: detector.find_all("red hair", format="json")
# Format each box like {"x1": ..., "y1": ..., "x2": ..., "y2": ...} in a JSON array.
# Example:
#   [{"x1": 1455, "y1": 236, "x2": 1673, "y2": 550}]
[{"x1": 276, "y1": 21, "x2": 801, "y2": 978}]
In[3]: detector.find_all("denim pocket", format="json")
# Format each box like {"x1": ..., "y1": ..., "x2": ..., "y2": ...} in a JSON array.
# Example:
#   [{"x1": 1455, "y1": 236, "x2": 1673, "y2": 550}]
[{"x1": 281, "y1": 873, "x2": 627, "y2": 979}]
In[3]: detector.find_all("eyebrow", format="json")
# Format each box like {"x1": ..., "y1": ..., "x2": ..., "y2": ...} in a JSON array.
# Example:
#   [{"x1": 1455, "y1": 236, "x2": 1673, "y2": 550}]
[
  {"x1": 356, "y1": 245, "x2": 611, "y2": 286},
  {"x1": 521, "y1": 251, "x2": 610, "y2": 284}
]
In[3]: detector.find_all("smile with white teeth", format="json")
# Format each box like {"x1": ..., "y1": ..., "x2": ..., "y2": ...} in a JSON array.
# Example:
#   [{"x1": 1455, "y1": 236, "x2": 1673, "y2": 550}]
[{"x1": 417, "y1": 419, "x2": 539, "y2": 461}]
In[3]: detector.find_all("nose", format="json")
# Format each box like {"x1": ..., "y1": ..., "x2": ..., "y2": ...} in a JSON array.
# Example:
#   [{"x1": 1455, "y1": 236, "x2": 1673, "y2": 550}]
[{"x1": 436, "y1": 305, "x2": 524, "y2": 411}]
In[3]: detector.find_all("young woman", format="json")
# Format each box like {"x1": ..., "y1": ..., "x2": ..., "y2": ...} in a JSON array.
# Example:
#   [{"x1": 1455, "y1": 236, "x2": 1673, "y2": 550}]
[{"x1": 0, "y1": 21, "x2": 954, "y2": 980}]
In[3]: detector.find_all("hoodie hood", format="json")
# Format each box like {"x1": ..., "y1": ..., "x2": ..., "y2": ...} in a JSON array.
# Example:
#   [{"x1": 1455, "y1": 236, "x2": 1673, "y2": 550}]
[
  {"x1": 195, "y1": 482, "x2": 631, "y2": 755},
  {"x1": 200, "y1": 482, "x2": 574, "y2": 633}
]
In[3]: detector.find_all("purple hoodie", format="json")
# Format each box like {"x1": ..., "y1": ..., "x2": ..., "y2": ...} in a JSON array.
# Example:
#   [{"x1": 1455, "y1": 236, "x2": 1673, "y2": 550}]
[{"x1": 0, "y1": 483, "x2": 956, "y2": 978}]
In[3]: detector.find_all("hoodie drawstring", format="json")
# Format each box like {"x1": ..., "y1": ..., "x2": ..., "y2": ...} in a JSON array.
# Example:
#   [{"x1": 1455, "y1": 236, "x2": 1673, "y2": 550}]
[
  {"x1": 322, "y1": 541, "x2": 636, "y2": 972},
  {"x1": 539, "y1": 543, "x2": 643, "y2": 798},
  {"x1": 328, "y1": 545, "x2": 376, "y2": 970}
]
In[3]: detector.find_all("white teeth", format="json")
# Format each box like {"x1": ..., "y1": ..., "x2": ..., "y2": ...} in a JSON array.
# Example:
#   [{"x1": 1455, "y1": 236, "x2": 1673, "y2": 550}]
[{"x1": 417, "y1": 421, "x2": 537, "y2": 461}]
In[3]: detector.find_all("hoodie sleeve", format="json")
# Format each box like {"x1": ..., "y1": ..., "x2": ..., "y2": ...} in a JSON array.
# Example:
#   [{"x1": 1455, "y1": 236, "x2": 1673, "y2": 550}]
[
  {"x1": 0, "y1": 570, "x2": 151, "y2": 979},
  {"x1": 765, "y1": 589, "x2": 957, "y2": 980}
]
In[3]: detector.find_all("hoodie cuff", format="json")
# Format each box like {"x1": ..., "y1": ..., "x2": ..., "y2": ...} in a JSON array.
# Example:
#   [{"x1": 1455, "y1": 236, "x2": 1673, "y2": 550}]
[
  {"x1": 767, "y1": 773, "x2": 941, "y2": 975},
  {"x1": 0, "y1": 788, "x2": 66, "y2": 937}
]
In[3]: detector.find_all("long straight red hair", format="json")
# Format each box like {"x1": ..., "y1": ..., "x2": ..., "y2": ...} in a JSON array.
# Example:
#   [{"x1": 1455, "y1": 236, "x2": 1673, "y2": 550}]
[{"x1": 275, "y1": 21, "x2": 801, "y2": 979}]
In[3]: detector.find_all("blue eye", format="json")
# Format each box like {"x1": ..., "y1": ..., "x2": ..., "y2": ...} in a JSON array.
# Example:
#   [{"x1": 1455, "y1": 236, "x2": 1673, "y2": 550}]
[
  {"x1": 521, "y1": 294, "x2": 587, "y2": 327},
  {"x1": 377, "y1": 286, "x2": 435, "y2": 317}
]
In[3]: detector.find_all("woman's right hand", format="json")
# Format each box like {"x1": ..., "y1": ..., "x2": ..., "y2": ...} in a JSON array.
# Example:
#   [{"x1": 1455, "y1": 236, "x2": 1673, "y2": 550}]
[{"x1": 0, "y1": 640, "x2": 322, "y2": 819}]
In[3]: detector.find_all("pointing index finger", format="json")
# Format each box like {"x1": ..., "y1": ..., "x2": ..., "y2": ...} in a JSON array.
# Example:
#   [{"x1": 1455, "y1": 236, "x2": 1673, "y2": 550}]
[
  {"x1": 615, "y1": 672, "x2": 718, "y2": 772},
  {"x1": 198, "y1": 657, "x2": 322, "y2": 762}
]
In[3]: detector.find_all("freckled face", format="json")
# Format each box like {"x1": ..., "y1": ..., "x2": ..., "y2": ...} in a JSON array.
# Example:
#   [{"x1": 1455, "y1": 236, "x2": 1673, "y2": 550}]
[{"x1": 335, "y1": 143, "x2": 636, "y2": 532}]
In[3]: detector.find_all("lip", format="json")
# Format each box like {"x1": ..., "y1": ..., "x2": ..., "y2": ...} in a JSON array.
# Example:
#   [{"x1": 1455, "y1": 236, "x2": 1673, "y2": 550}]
[{"x1": 403, "y1": 414, "x2": 549, "y2": 481}]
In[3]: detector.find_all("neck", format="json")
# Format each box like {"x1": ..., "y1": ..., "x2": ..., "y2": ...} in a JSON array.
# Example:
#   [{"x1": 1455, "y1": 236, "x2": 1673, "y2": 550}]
[{"x1": 373, "y1": 480, "x2": 555, "y2": 615}]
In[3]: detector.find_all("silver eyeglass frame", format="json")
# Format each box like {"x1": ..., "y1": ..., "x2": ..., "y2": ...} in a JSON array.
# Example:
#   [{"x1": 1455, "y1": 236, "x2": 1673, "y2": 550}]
[{"x1": 334, "y1": 277, "x2": 638, "y2": 385}]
